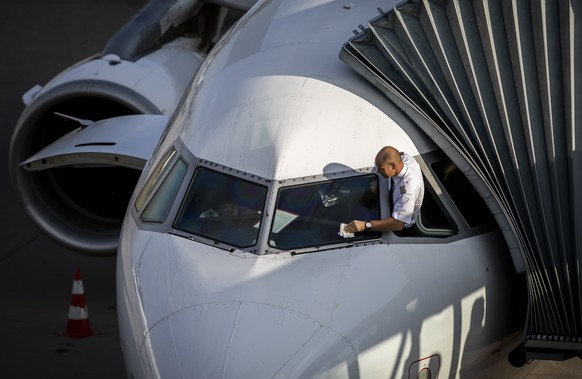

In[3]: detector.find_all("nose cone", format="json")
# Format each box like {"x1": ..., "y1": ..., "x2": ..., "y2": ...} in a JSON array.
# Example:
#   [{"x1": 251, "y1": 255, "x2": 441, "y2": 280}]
[{"x1": 141, "y1": 302, "x2": 358, "y2": 378}]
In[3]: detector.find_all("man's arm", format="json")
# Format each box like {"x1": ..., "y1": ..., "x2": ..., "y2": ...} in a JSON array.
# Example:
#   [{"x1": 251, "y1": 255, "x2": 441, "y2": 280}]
[{"x1": 343, "y1": 217, "x2": 405, "y2": 234}]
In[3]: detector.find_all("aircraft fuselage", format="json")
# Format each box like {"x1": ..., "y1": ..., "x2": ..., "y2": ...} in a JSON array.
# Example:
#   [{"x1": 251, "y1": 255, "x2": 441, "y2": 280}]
[{"x1": 116, "y1": 0, "x2": 526, "y2": 377}]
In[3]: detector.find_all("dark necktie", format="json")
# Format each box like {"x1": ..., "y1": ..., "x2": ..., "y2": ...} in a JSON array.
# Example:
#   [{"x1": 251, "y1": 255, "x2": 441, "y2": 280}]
[{"x1": 389, "y1": 177, "x2": 395, "y2": 213}]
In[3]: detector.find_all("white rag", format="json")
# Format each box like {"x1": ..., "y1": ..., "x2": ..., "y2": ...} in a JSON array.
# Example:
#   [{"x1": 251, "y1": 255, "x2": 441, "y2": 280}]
[{"x1": 338, "y1": 223, "x2": 355, "y2": 238}]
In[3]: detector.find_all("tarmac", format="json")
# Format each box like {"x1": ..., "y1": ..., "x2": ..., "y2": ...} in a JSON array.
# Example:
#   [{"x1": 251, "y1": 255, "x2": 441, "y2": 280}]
[
  {"x1": 0, "y1": 0, "x2": 141, "y2": 377},
  {"x1": 0, "y1": 0, "x2": 581, "y2": 378}
]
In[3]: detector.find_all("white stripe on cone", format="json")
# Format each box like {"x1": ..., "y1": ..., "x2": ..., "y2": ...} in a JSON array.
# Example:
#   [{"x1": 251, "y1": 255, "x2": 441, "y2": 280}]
[
  {"x1": 72, "y1": 280, "x2": 84, "y2": 295},
  {"x1": 68, "y1": 305, "x2": 89, "y2": 320}
]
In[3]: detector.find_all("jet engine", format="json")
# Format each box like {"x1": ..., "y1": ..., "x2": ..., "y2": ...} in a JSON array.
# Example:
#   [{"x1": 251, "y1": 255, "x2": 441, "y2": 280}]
[
  {"x1": 9, "y1": 38, "x2": 203, "y2": 255},
  {"x1": 8, "y1": 0, "x2": 249, "y2": 255}
]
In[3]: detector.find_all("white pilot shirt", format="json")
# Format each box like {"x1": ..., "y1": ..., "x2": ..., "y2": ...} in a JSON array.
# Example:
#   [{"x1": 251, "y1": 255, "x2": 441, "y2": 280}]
[{"x1": 388, "y1": 153, "x2": 424, "y2": 227}]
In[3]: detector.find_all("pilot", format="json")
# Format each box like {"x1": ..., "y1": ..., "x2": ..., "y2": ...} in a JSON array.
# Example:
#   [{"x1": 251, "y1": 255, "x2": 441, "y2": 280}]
[
  {"x1": 344, "y1": 146, "x2": 424, "y2": 236},
  {"x1": 200, "y1": 202, "x2": 258, "y2": 218}
]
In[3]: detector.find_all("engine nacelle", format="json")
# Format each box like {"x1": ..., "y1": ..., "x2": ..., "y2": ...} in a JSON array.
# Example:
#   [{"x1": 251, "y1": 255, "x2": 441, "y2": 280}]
[{"x1": 9, "y1": 37, "x2": 204, "y2": 255}]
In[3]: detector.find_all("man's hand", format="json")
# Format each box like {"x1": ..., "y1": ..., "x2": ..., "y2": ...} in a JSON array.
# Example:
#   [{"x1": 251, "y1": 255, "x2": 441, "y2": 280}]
[{"x1": 344, "y1": 220, "x2": 366, "y2": 234}]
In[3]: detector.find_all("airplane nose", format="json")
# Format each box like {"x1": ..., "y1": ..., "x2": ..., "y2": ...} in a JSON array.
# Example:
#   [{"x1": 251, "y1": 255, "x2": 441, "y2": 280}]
[{"x1": 140, "y1": 301, "x2": 358, "y2": 378}]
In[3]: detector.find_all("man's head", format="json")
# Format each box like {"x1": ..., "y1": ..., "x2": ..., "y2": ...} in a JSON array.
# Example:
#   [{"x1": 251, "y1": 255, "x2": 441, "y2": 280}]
[{"x1": 375, "y1": 146, "x2": 403, "y2": 178}]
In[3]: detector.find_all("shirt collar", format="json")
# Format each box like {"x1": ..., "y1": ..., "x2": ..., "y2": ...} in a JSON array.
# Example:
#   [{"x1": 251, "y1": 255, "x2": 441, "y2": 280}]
[{"x1": 394, "y1": 162, "x2": 408, "y2": 181}]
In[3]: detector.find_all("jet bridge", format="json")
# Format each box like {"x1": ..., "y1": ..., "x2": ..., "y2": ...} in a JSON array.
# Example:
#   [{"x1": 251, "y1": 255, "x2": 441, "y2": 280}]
[{"x1": 340, "y1": 0, "x2": 581, "y2": 362}]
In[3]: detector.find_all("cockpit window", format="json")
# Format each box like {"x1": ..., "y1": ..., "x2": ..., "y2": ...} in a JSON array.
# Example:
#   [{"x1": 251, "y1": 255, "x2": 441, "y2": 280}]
[
  {"x1": 134, "y1": 147, "x2": 177, "y2": 212},
  {"x1": 141, "y1": 158, "x2": 188, "y2": 223},
  {"x1": 174, "y1": 167, "x2": 267, "y2": 248},
  {"x1": 269, "y1": 175, "x2": 381, "y2": 250}
]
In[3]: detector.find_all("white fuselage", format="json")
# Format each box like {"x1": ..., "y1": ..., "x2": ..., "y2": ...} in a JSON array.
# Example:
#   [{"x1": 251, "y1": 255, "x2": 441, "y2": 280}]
[{"x1": 116, "y1": 0, "x2": 526, "y2": 377}]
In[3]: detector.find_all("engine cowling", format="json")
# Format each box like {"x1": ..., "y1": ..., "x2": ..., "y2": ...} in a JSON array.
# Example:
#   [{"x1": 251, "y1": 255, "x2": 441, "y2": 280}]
[{"x1": 9, "y1": 37, "x2": 204, "y2": 255}]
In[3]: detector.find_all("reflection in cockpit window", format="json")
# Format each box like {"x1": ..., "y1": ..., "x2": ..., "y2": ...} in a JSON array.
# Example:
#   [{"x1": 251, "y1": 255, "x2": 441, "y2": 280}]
[
  {"x1": 141, "y1": 158, "x2": 187, "y2": 223},
  {"x1": 174, "y1": 167, "x2": 267, "y2": 248},
  {"x1": 134, "y1": 147, "x2": 177, "y2": 212},
  {"x1": 269, "y1": 175, "x2": 381, "y2": 250}
]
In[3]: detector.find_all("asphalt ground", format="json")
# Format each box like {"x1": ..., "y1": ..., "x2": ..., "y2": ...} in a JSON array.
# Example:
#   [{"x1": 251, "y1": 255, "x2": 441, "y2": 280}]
[{"x1": 1, "y1": 0, "x2": 581, "y2": 378}]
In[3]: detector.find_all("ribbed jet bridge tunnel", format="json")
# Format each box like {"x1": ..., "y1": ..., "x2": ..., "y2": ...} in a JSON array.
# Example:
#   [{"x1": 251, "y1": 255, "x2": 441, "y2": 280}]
[{"x1": 340, "y1": 0, "x2": 581, "y2": 361}]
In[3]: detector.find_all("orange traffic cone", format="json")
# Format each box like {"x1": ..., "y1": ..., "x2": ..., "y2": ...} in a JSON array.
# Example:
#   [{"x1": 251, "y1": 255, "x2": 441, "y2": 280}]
[{"x1": 60, "y1": 268, "x2": 94, "y2": 338}]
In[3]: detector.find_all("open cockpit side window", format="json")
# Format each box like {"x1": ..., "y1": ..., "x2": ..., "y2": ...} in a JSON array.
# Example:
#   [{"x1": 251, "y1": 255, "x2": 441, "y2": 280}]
[{"x1": 414, "y1": 178, "x2": 457, "y2": 237}]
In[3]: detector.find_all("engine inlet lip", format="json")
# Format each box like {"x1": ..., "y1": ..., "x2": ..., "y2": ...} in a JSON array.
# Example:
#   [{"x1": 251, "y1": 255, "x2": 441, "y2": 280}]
[{"x1": 9, "y1": 80, "x2": 160, "y2": 255}]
